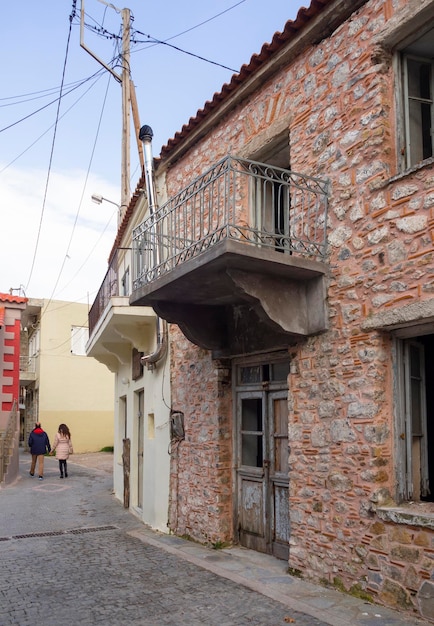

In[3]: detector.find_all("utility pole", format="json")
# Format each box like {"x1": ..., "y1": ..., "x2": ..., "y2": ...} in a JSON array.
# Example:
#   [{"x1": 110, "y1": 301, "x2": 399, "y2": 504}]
[
  {"x1": 80, "y1": 0, "x2": 144, "y2": 218},
  {"x1": 121, "y1": 8, "x2": 131, "y2": 209}
]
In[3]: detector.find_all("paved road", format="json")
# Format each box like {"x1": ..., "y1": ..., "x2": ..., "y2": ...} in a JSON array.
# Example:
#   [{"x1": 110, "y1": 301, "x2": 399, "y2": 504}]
[{"x1": 0, "y1": 452, "x2": 429, "y2": 626}]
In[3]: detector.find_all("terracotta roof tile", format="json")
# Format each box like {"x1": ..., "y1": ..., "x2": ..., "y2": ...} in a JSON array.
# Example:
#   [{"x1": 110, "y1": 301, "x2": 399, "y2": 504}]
[
  {"x1": 159, "y1": 0, "x2": 332, "y2": 159},
  {"x1": 0, "y1": 293, "x2": 28, "y2": 304}
]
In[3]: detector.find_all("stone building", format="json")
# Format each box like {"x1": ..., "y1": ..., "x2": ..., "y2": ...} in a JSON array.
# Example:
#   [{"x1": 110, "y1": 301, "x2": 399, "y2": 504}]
[{"x1": 127, "y1": 0, "x2": 434, "y2": 620}]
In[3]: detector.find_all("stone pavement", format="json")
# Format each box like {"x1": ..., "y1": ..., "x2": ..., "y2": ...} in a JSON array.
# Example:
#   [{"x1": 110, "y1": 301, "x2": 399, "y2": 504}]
[{"x1": 0, "y1": 450, "x2": 430, "y2": 626}]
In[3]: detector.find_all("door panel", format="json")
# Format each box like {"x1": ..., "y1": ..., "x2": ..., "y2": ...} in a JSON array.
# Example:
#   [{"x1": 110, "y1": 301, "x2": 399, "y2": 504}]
[
  {"x1": 238, "y1": 393, "x2": 267, "y2": 552},
  {"x1": 137, "y1": 391, "x2": 144, "y2": 509},
  {"x1": 239, "y1": 475, "x2": 265, "y2": 536},
  {"x1": 270, "y1": 394, "x2": 289, "y2": 559}
]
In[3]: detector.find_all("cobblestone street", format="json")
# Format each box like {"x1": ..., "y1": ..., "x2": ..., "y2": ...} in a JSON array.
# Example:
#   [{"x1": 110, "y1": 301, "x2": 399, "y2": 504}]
[{"x1": 0, "y1": 452, "x2": 428, "y2": 626}]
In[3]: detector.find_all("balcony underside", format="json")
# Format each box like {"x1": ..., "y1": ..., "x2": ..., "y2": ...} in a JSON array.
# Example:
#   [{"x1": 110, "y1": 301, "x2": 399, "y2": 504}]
[
  {"x1": 131, "y1": 239, "x2": 328, "y2": 357},
  {"x1": 86, "y1": 297, "x2": 156, "y2": 372},
  {"x1": 19, "y1": 372, "x2": 36, "y2": 386}
]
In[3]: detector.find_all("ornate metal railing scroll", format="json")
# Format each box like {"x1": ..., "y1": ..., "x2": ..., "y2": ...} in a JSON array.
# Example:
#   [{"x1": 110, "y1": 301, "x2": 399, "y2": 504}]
[{"x1": 133, "y1": 155, "x2": 329, "y2": 289}]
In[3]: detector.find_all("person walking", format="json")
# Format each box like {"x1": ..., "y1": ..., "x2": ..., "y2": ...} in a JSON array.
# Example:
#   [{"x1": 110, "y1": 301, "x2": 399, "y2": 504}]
[
  {"x1": 51, "y1": 424, "x2": 73, "y2": 479},
  {"x1": 28, "y1": 422, "x2": 51, "y2": 480}
]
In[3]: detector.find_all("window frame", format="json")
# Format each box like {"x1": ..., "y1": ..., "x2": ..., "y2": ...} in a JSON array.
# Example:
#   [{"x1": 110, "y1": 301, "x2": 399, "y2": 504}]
[
  {"x1": 70, "y1": 325, "x2": 89, "y2": 356},
  {"x1": 402, "y1": 52, "x2": 434, "y2": 169},
  {"x1": 395, "y1": 337, "x2": 429, "y2": 502}
]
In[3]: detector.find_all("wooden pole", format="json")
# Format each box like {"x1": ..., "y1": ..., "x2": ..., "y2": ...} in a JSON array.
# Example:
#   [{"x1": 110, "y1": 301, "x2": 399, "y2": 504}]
[{"x1": 121, "y1": 8, "x2": 131, "y2": 216}]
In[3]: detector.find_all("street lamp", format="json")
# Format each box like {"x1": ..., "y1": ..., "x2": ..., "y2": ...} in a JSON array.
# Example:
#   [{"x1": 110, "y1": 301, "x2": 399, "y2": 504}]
[{"x1": 91, "y1": 194, "x2": 122, "y2": 225}]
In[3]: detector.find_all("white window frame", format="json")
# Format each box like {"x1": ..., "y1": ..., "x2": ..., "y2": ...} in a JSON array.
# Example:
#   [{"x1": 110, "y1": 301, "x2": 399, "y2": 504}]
[
  {"x1": 71, "y1": 325, "x2": 89, "y2": 356},
  {"x1": 29, "y1": 329, "x2": 40, "y2": 357}
]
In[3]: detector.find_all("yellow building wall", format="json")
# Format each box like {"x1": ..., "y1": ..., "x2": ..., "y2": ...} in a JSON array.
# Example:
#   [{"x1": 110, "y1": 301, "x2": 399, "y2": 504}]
[{"x1": 37, "y1": 300, "x2": 114, "y2": 453}]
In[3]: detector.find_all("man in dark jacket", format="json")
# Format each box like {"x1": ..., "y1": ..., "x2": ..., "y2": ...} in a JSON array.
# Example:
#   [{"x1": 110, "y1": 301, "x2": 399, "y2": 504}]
[{"x1": 28, "y1": 422, "x2": 51, "y2": 480}]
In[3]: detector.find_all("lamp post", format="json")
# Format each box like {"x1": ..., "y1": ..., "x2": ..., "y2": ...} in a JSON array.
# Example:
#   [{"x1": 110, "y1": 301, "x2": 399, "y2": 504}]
[{"x1": 91, "y1": 194, "x2": 122, "y2": 225}]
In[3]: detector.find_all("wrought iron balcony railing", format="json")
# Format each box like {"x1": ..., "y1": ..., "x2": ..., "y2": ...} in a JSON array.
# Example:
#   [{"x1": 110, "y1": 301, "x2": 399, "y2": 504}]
[
  {"x1": 88, "y1": 250, "x2": 120, "y2": 336},
  {"x1": 132, "y1": 155, "x2": 329, "y2": 289}
]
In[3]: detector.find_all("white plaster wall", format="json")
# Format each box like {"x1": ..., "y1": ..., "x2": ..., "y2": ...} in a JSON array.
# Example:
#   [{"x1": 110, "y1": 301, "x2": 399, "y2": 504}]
[{"x1": 113, "y1": 349, "x2": 170, "y2": 533}]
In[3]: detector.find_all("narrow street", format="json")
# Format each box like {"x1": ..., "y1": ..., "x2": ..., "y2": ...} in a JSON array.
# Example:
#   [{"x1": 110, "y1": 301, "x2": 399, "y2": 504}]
[{"x1": 0, "y1": 452, "x2": 428, "y2": 626}]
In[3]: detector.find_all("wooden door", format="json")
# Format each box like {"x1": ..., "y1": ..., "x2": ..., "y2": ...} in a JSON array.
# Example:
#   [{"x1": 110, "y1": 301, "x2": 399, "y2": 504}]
[{"x1": 236, "y1": 361, "x2": 289, "y2": 559}]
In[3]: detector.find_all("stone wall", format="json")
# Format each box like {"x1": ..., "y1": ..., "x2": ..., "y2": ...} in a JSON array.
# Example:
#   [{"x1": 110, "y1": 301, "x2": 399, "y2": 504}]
[
  {"x1": 168, "y1": 328, "x2": 233, "y2": 544},
  {"x1": 163, "y1": 0, "x2": 434, "y2": 619}
]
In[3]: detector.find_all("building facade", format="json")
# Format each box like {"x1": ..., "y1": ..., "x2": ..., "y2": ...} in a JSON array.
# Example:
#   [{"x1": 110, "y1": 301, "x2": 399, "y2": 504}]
[
  {"x1": 21, "y1": 299, "x2": 114, "y2": 453},
  {"x1": 125, "y1": 0, "x2": 434, "y2": 621},
  {"x1": 86, "y1": 200, "x2": 171, "y2": 532},
  {"x1": 0, "y1": 293, "x2": 27, "y2": 484}
]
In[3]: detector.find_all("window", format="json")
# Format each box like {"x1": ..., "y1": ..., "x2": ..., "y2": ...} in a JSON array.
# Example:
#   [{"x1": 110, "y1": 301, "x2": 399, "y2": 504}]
[
  {"x1": 121, "y1": 267, "x2": 130, "y2": 296},
  {"x1": 239, "y1": 361, "x2": 290, "y2": 385},
  {"x1": 400, "y1": 28, "x2": 434, "y2": 168},
  {"x1": 71, "y1": 325, "x2": 89, "y2": 356},
  {"x1": 395, "y1": 335, "x2": 434, "y2": 501},
  {"x1": 29, "y1": 329, "x2": 40, "y2": 356},
  {"x1": 249, "y1": 135, "x2": 292, "y2": 252},
  {"x1": 132, "y1": 348, "x2": 143, "y2": 381}
]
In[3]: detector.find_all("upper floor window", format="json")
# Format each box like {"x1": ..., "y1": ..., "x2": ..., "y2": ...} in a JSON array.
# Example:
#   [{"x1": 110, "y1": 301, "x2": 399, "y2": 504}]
[
  {"x1": 401, "y1": 28, "x2": 434, "y2": 169},
  {"x1": 28, "y1": 329, "x2": 40, "y2": 356},
  {"x1": 71, "y1": 325, "x2": 88, "y2": 356}
]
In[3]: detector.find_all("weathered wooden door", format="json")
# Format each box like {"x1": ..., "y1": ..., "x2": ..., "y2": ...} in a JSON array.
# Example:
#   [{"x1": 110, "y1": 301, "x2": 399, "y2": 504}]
[
  {"x1": 236, "y1": 361, "x2": 289, "y2": 559},
  {"x1": 137, "y1": 390, "x2": 144, "y2": 509}
]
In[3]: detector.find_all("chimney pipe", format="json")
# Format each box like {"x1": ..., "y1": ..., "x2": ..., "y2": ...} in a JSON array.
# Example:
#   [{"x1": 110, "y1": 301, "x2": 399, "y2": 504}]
[
  {"x1": 139, "y1": 124, "x2": 167, "y2": 371},
  {"x1": 139, "y1": 125, "x2": 158, "y2": 217}
]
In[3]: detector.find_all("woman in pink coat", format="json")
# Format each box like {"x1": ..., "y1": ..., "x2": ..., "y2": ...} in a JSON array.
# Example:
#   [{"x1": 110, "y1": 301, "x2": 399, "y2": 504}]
[{"x1": 51, "y1": 424, "x2": 73, "y2": 478}]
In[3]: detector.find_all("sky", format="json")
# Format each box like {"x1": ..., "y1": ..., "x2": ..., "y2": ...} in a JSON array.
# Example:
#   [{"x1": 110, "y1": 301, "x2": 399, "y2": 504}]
[{"x1": 1, "y1": 0, "x2": 302, "y2": 305}]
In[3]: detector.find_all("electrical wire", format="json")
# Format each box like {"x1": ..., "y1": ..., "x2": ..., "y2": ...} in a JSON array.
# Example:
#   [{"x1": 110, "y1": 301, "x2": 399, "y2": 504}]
[
  {"x1": 132, "y1": 31, "x2": 238, "y2": 73},
  {"x1": 0, "y1": 68, "x2": 106, "y2": 134},
  {"x1": 133, "y1": 0, "x2": 247, "y2": 49},
  {"x1": 80, "y1": 12, "x2": 239, "y2": 73},
  {"x1": 48, "y1": 71, "x2": 113, "y2": 306},
  {"x1": 53, "y1": 207, "x2": 117, "y2": 301},
  {"x1": 0, "y1": 74, "x2": 105, "y2": 106},
  {"x1": 25, "y1": 0, "x2": 77, "y2": 296},
  {"x1": 15, "y1": 1, "x2": 249, "y2": 305},
  {"x1": 0, "y1": 71, "x2": 106, "y2": 175}
]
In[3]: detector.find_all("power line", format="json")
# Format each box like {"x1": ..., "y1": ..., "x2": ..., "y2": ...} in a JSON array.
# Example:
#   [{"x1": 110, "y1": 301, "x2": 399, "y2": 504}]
[
  {"x1": 78, "y1": 9, "x2": 240, "y2": 74},
  {"x1": 0, "y1": 68, "x2": 106, "y2": 134},
  {"x1": 0, "y1": 72, "x2": 106, "y2": 174},
  {"x1": 2, "y1": 3, "x2": 244, "y2": 135},
  {"x1": 131, "y1": 31, "x2": 238, "y2": 73},
  {"x1": 25, "y1": 0, "x2": 77, "y2": 294},
  {"x1": 135, "y1": 0, "x2": 247, "y2": 47},
  {"x1": 50, "y1": 72, "x2": 113, "y2": 303},
  {"x1": 0, "y1": 75, "x2": 104, "y2": 106}
]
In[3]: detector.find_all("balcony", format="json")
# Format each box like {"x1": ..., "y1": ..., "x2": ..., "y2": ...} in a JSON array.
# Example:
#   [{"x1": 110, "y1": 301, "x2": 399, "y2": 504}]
[
  {"x1": 19, "y1": 355, "x2": 36, "y2": 385},
  {"x1": 131, "y1": 156, "x2": 329, "y2": 357},
  {"x1": 86, "y1": 249, "x2": 157, "y2": 372}
]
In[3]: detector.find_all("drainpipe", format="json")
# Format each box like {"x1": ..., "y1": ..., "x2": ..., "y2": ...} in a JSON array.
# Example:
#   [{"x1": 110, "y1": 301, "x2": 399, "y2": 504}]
[{"x1": 139, "y1": 124, "x2": 167, "y2": 371}]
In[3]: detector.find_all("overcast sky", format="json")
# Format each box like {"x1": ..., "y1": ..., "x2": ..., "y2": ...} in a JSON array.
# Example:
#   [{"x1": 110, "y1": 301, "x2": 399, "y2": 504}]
[{"x1": 1, "y1": 0, "x2": 301, "y2": 304}]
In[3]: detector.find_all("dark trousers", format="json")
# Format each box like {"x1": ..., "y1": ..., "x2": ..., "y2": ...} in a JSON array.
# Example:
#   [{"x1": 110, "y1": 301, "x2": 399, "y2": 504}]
[{"x1": 59, "y1": 459, "x2": 68, "y2": 477}]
